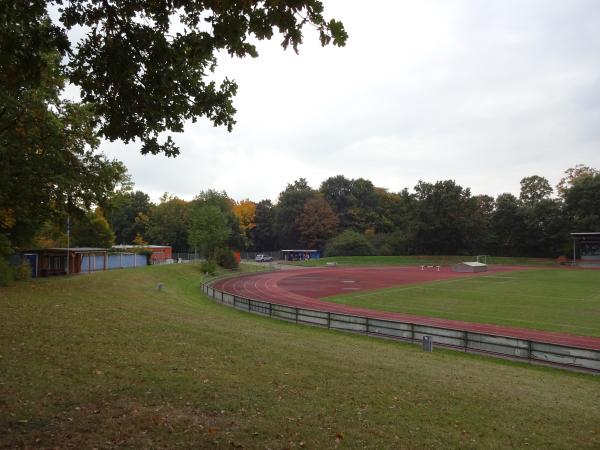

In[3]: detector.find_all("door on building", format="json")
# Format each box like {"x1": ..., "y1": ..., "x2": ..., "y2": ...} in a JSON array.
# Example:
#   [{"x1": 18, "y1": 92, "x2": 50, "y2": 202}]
[{"x1": 23, "y1": 253, "x2": 38, "y2": 278}]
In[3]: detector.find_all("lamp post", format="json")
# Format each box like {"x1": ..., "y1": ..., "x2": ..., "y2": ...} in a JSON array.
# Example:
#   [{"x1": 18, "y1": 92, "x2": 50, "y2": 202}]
[{"x1": 66, "y1": 215, "x2": 70, "y2": 275}]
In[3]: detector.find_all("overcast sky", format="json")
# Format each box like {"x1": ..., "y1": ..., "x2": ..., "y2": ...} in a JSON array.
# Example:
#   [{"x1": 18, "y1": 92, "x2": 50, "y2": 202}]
[{"x1": 100, "y1": 0, "x2": 600, "y2": 203}]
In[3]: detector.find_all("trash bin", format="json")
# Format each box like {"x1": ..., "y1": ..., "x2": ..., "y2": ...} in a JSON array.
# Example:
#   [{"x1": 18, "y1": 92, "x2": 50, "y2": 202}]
[{"x1": 422, "y1": 335, "x2": 433, "y2": 352}]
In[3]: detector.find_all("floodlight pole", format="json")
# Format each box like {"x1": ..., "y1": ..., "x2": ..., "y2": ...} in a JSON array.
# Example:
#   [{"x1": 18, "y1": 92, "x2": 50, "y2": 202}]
[
  {"x1": 66, "y1": 215, "x2": 70, "y2": 275},
  {"x1": 573, "y1": 238, "x2": 576, "y2": 266}
]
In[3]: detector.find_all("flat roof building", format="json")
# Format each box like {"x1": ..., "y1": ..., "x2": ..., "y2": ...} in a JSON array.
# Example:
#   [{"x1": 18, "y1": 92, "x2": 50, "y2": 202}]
[
  {"x1": 22, "y1": 248, "x2": 108, "y2": 277},
  {"x1": 280, "y1": 249, "x2": 321, "y2": 261},
  {"x1": 571, "y1": 232, "x2": 600, "y2": 262}
]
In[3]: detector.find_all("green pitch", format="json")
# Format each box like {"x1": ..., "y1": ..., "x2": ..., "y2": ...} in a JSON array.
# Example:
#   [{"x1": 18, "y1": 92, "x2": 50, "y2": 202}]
[{"x1": 325, "y1": 269, "x2": 600, "y2": 337}]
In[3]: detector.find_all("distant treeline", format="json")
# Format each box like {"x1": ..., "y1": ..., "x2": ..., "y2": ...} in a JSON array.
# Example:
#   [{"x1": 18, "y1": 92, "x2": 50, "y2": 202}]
[{"x1": 23, "y1": 165, "x2": 600, "y2": 259}]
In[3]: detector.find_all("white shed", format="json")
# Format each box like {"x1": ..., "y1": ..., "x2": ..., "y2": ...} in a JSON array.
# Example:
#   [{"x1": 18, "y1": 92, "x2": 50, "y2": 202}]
[{"x1": 452, "y1": 261, "x2": 488, "y2": 273}]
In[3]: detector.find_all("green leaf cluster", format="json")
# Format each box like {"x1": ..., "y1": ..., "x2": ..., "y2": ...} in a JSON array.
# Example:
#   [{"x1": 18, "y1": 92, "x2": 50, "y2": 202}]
[{"x1": 6, "y1": 0, "x2": 347, "y2": 156}]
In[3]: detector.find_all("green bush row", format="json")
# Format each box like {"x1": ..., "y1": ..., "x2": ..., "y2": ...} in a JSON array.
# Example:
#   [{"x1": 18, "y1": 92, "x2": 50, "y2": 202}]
[
  {"x1": 199, "y1": 247, "x2": 239, "y2": 275},
  {"x1": 0, "y1": 258, "x2": 31, "y2": 286}
]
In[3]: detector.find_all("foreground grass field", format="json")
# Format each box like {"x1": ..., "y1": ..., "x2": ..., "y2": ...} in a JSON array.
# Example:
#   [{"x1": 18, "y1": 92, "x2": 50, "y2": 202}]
[
  {"x1": 1, "y1": 265, "x2": 599, "y2": 449},
  {"x1": 325, "y1": 268, "x2": 600, "y2": 337},
  {"x1": 294, "y1": 255, "x2": 558, "y2": 267}
]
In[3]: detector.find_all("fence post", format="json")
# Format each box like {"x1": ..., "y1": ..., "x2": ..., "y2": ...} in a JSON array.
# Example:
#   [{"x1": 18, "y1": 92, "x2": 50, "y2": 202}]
[
  {"x1": 327, "y1": 312, "x2": 331, "y2": 329},
  {"x1": 464, "y1": 331, "x2": 468, "y2": 352},
  {"x1": 410, "y1": 322, "x2": 415, "y2": 342},
  {"x1": 295, "y1": 308, "x2": 298, "y2": 323},
  {"x1": 269, "y1": 302, "x2": 272, "y2": 317},
  {"x1": 233, "y1": 296, "x2": 237, "y2": 308},
  {"x1": 365, "y1": 317, "x2": 369, "y2": 335}
]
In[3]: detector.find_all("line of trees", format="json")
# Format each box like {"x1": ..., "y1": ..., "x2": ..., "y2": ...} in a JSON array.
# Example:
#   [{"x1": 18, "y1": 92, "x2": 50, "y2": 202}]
[{"x1": 28, "y1": 164, "x2": 599, "y2": 260}]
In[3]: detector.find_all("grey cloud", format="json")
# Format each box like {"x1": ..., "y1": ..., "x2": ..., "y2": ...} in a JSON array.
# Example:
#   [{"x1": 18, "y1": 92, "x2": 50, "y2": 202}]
[{"x1": 102, "y1": 0, "x2": 600, "y2": 201}]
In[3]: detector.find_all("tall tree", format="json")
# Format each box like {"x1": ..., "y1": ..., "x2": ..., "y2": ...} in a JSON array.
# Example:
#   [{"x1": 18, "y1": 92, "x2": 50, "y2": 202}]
[
  {"x1": 296, "y1": 194, "x2": 339, "y2": 249},
  {"x1": 518, "y1": 176, "x2": 568, "y2": 256},
  {"x1": 519, "y1": 175, "x2": 553, "y2": 206},
  {"x1": 6, "y1": 1, "x2": 346, "y2": 156},
  {"x1": 107, "y1": 190, "x2": 153, "y2": 244},
  {"x1": 0, "y1": 46, "x2": 126, "y2": 252},
  {"x1": 147, "y1": 194, "x2": 191, "y2": 251},
  {"x1": 274, "y1": 179, "x2": 316, "y2": 248},
  {"x1": 556, "y1": 165, "x2": 599, "y2": 197},
  {"x1": 188, "y1": 205, "x2": 230, "y2": 259},
  {"x1": 491, "y1": 193, "x2": 526, "y2": 256},
  {"x1": 469, "y1": 194, "x2": 495, "y2": 253},
  {"x1": 232, "y1": 199, "x2": 256, "y2": 249},
  {"x1": 320, "y1": 175, "x2": 355, "y2": 229},
  {"x1": 373, "y1": 188, "x2": 407, "y2": 234},
  {"x1": 564, "y1": 173, "x2": 600, "y2": 231},
  {"x1": 72, "y1": 210, "x2": 115, "y2": 248},
  {"x1": 413, "y1": 180, "x2": 477, "y2": 255},
  {"x1": 253, "y1": 200, "x2": 276, "y2": 251},
  {"x1": 520, "y1": 198, "x2": 567, "y2": 257},
  {"x1": 348, "y1": 178, "x2": 380, "y2": 233},
  {"x1": 192, "y1": 190, "x2": 245, "y2": 250}
]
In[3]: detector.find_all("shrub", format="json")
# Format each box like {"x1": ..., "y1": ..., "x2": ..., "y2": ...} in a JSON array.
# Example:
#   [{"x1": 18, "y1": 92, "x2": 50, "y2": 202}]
[
  {"x1": 381, "y1": 231, "x2": 410, "y2": 255},
  {"x1": 214, "y1": 247, "x2": 239, "y2": 269},
  {"x1": 0, "y1": 257, "x2": 15, "y2": 287},
  {"x1": 325, "y1": 230, "x2": 374, "y2": 257},
  {"x1": 200, "y1": 260, "x2": 217, "y2": 275},
  {"x1": 14, "y1": 260, "x2": 31, "y2": 281},
  {"x1": 379, "y1": 244, "x2": 393, "y2": 256}
]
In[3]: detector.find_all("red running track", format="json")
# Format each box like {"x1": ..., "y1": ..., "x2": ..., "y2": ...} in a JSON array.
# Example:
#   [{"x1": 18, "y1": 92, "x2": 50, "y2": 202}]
[{"x1": 212, "y1": 266, "x2": 600, "y2": 351}]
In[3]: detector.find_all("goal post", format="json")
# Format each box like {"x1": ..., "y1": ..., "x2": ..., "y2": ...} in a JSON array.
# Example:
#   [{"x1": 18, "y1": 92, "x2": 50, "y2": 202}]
[{"x1": 475, "y1": 255, "x2": 488, "y2": 264}]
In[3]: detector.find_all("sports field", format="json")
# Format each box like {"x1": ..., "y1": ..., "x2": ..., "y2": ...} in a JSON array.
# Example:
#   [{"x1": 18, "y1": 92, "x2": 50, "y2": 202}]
[
  {"x1": 1, "y1": 264, "x2": 599, "y2": 448},
  {"x1": 214, "y1": 265, "x2": 600, "y2": 348},
  {"x1": 325, "y1": 268, "x2": 600, "y2": 337}
]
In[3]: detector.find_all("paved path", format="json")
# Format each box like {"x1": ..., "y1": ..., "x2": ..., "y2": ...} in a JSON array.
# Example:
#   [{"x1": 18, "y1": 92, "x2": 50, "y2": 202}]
[{"x1": 212, "y1": 266, "x2": 600, "y2": 351}]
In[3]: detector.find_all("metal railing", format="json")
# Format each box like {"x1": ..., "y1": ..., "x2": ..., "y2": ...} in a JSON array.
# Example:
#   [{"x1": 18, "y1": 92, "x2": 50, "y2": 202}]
[{"x1": 201, "y1": 282, "x2": 600, "y2": 373}]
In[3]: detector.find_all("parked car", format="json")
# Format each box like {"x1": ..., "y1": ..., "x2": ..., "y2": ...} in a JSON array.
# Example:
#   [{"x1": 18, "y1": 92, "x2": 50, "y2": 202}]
[{"x1": 255, "y1": 254, "x2": 273, "y2": 262}]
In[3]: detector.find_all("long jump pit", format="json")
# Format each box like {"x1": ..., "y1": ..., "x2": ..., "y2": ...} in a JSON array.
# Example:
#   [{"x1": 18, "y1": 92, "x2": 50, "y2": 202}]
[{"x1": 210, "y1": 265, "x2": 600, "y2": 362}]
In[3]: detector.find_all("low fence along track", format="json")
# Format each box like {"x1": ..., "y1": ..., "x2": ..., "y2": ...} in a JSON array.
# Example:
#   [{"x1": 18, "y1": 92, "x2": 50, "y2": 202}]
[{"x1": 201, "y1": 282, "x2": 600, "y2": 373}]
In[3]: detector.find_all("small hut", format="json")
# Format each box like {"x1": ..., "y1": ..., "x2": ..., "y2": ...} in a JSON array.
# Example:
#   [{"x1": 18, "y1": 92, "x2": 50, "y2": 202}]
[
  {"x1": 280, "y1": 249, "x2": 321, "y2": 261},
  {"x1": 571, "y1": 232, "x2": 600, "y2": 262}
]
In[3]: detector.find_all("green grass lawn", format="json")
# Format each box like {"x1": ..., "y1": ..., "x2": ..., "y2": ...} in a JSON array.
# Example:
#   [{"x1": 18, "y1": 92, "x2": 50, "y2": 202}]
[
  {"x1": 294, "y1": 255, "x2": 558, "y2": 267},
  {"x1": 1, "y1": 264, "x2": 599, "y2": 448},
  {"x1": 325, "y1": 269, "x2": 600, "y2": 337}
]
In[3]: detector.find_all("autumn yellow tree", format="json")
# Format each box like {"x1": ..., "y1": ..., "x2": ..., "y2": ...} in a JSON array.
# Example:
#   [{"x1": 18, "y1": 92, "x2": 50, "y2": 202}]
[
  {"x1": 232, "y1": 199, "x2": 257, "y2": 248},
  {"x1": 232, "y1": 200, "x2": 257, "y2": 232}
]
